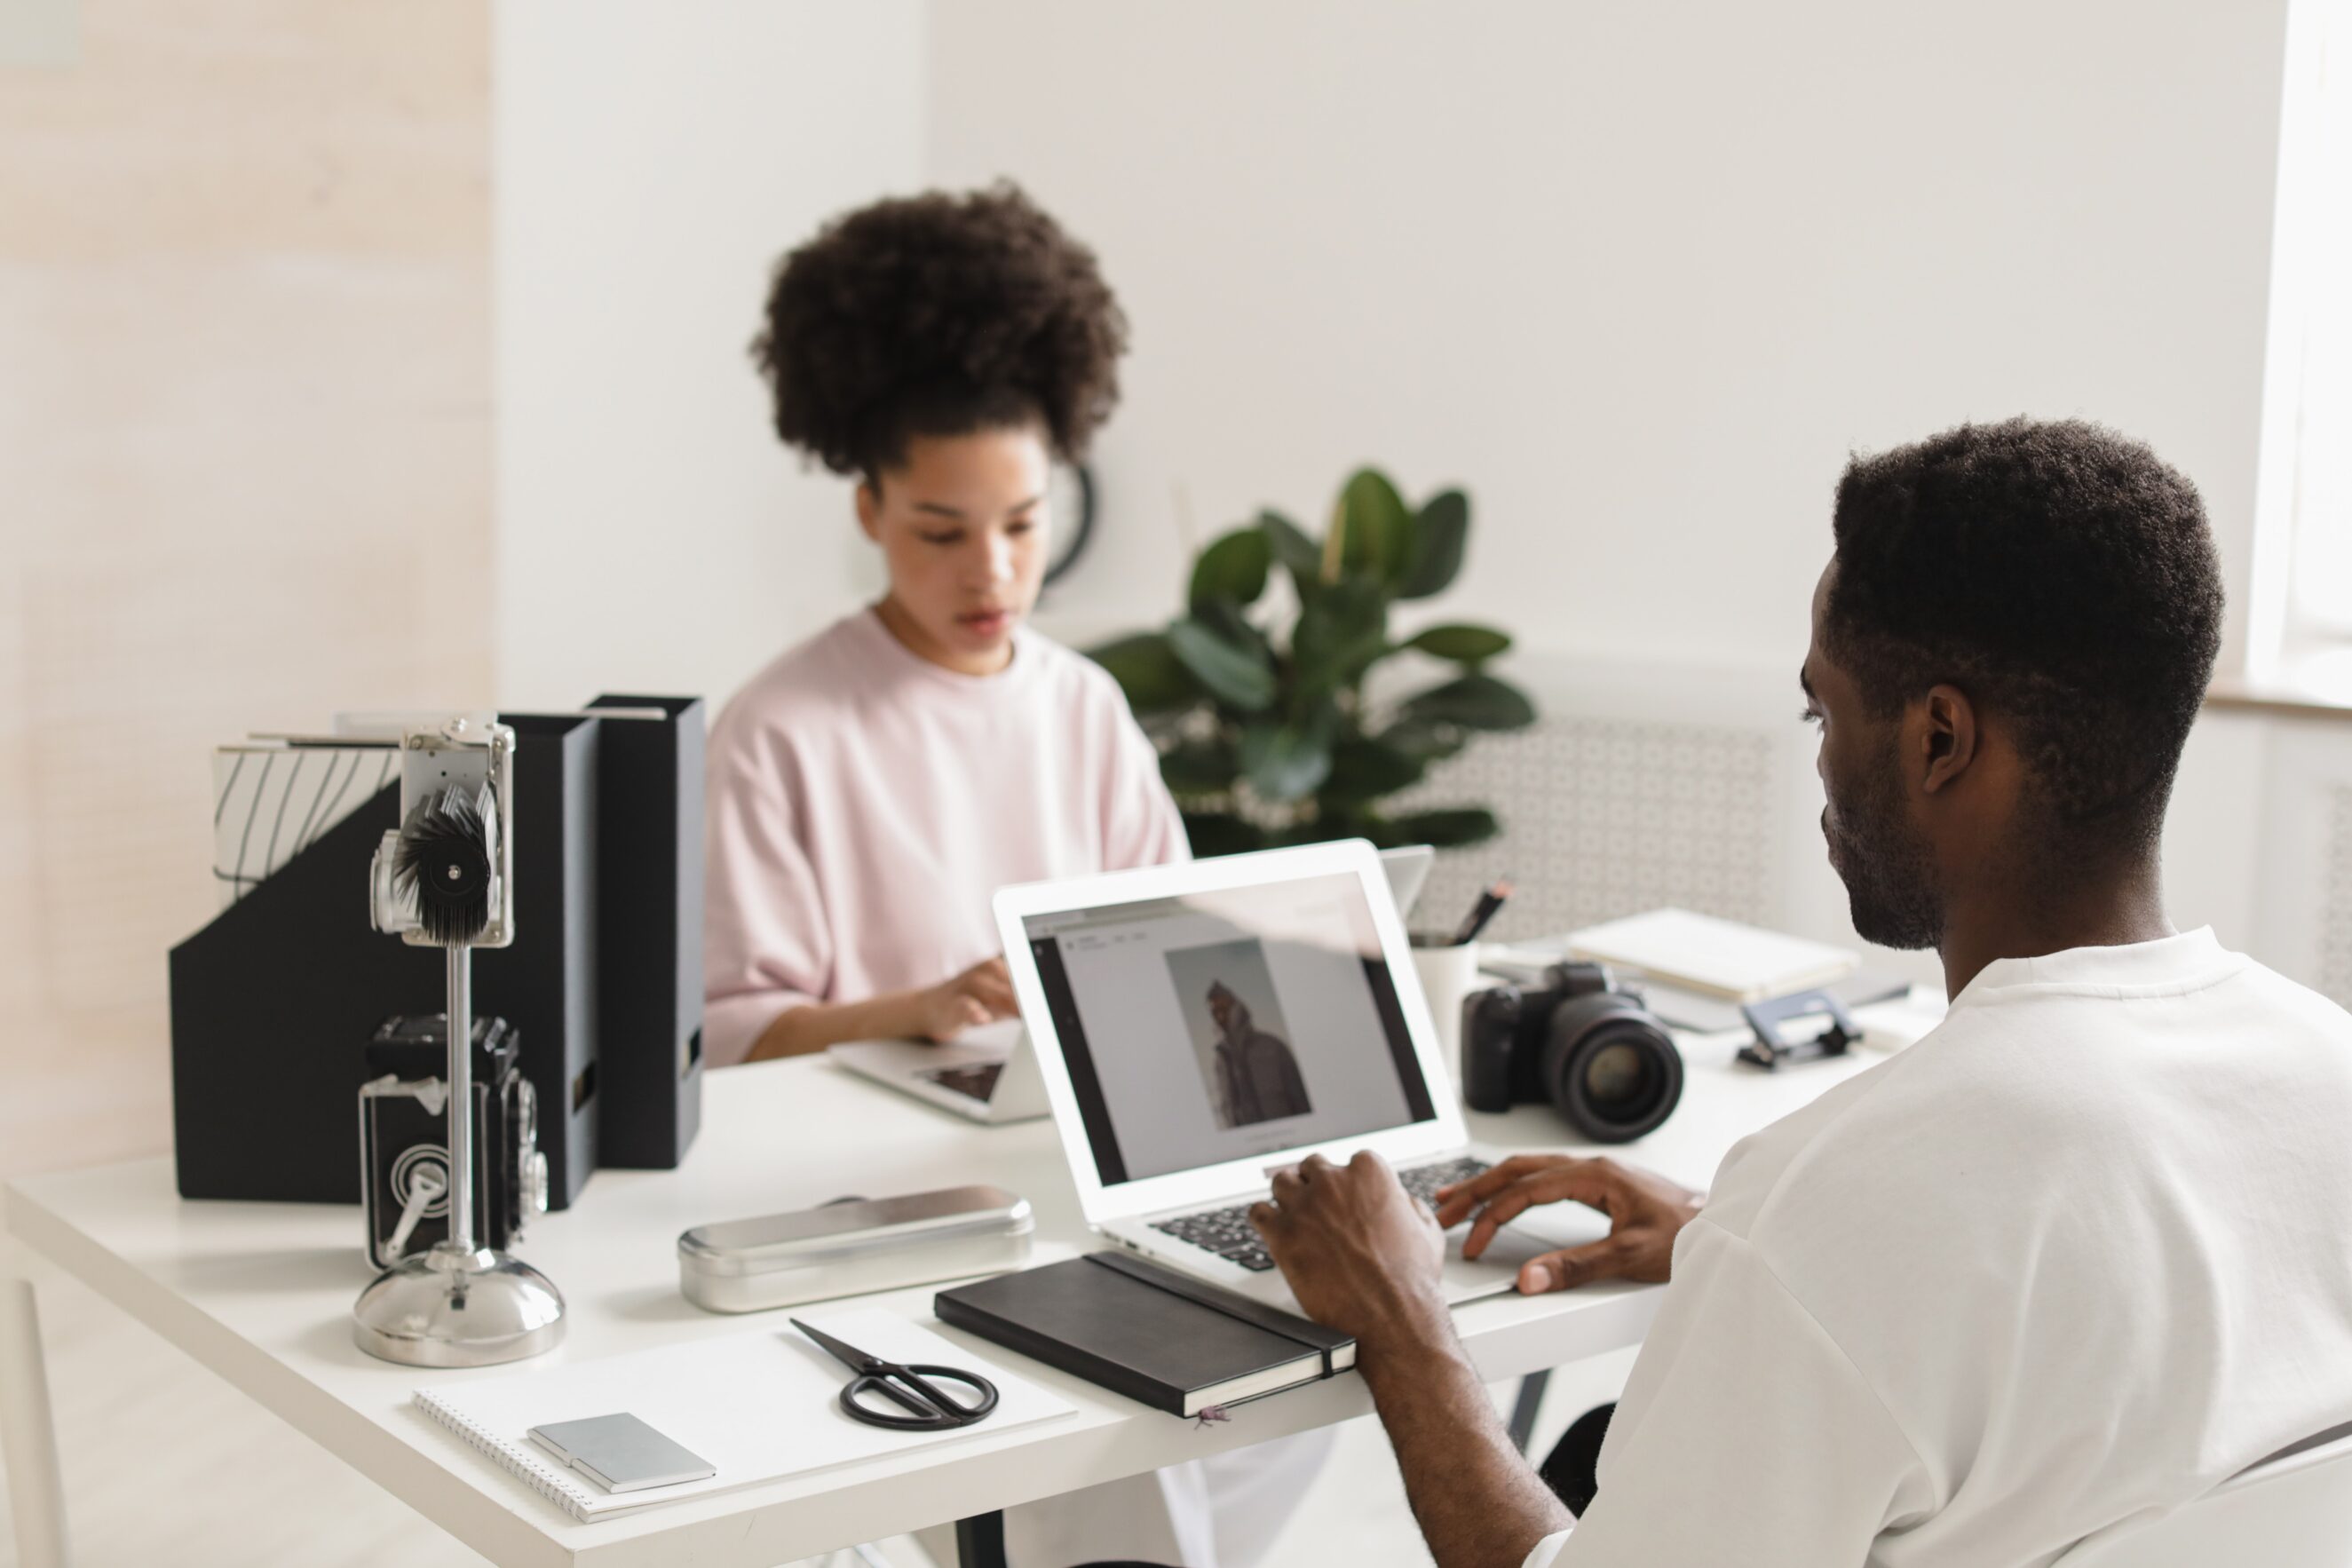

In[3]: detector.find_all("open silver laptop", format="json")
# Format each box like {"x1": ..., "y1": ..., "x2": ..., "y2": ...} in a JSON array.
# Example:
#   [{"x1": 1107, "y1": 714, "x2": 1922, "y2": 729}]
[
  {"x1": 828, "y1": 1019, "x2": 1051, "y2": 1124},
  {"x1": 832, "y1": 845, "x2": 1439, "y2": 1126},
  {"x1": 994, "y1": 839, "x2": 1606, "y2": 1307}
]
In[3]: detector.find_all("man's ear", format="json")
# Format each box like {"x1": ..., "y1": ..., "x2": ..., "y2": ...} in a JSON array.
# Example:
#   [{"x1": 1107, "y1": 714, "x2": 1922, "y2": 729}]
[
  {"x1": 1917, "y1": 685, "x2": 1978, "y2": 796},
  {"x1": 854, "y1": 479, "x2": 883, "y2": 543}
]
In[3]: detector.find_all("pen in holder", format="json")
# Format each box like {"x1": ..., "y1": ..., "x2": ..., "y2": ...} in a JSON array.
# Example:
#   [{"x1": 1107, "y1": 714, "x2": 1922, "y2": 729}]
[{"x1": 352, "y1": 717, "x2": 566, "y2": 1367}]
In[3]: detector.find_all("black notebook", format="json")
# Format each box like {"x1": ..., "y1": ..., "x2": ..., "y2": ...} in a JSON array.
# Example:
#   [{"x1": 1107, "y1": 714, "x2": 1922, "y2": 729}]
[{"x1": 935, "y1": 1252, "x2": 1357, "y2": 1418}]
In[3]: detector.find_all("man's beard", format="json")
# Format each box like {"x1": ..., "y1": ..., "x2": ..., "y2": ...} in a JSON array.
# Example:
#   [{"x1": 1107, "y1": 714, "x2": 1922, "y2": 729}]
[{"x1": 1823, "y1": 748, "x2": 1944, "y2": 951}]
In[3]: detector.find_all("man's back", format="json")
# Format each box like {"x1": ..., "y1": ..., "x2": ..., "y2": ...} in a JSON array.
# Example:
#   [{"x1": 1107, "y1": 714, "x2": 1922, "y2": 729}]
[{"x1": 1565, "y1": 929, "x2": 2352, "y2": 1566}]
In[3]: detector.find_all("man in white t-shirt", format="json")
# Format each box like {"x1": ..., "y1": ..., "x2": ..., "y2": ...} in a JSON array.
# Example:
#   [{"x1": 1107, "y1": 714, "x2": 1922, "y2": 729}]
[{"x1": 1251, "y1": 418, "x2": 2352, "y2": 1567}]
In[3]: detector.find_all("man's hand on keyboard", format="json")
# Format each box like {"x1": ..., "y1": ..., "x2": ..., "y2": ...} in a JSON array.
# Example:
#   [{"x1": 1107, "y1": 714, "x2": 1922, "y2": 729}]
[
  {"x1": 1433, "y1": 1154, "x2": 1702, "y2": 1294},
  {"x1": 1250, "y1": 1151, "x2": 1448, "y2": 1351}
]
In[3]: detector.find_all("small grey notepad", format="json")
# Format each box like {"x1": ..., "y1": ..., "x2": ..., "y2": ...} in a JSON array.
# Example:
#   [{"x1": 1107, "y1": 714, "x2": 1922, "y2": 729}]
[{"x1": 528, "y1": 1413, "x2": 716, "y2": 1493}]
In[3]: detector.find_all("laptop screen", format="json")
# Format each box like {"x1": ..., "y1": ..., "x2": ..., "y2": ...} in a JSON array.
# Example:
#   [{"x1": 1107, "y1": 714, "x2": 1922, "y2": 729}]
[{"x1": 1020, "y1": 871, "x2": 1438, "y2": 1186}]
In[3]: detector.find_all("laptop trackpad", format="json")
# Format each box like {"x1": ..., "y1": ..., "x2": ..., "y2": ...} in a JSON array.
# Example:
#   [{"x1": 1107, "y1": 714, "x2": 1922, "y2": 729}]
[{"x1": 1444, "y1": 1203, "x2": 1612, "y2": 1271}]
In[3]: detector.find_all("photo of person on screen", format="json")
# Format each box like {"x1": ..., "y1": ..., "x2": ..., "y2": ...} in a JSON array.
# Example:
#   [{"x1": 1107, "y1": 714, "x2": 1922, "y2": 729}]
[
  {"x1": 1208, "y1": 981, "x2": 1312, "y2": 1126},
  {"x1": 1160, "y1": 934, "x2": 1317, "y2": 1128}
]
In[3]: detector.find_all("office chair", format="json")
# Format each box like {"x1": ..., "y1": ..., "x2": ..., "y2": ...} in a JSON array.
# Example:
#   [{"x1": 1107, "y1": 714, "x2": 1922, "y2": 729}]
[{"x1": 2055, "y1": 1426, "x2": 2352, "y2": 1567}]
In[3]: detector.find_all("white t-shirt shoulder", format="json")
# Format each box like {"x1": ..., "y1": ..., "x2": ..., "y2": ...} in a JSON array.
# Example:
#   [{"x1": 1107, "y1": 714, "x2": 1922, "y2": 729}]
[{"x1": 1532, "y1": 929, "x2": 2352, "y2": 1568}]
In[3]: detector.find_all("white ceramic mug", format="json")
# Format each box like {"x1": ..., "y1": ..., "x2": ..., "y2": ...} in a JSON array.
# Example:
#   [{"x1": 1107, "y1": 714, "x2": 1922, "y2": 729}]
[{"x1": 1409, "y1": 938, "x2": 1484, "y2": 1086}]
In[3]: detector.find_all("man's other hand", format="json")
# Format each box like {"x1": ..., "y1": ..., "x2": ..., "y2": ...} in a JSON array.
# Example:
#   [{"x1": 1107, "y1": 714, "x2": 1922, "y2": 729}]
[
  {"x1": 1251, "y1": 1151, "x2": 1447, "y2": 1348},
  {"x1": 1433, "y1": 1155, "x2": 1702, "y2": 1295}
]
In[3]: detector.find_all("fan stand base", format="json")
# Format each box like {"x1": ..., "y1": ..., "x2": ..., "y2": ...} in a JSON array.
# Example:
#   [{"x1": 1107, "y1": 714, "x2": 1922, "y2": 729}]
[{"x1": 352, "y1": 1242, "x2": 566, "y2": 1368}]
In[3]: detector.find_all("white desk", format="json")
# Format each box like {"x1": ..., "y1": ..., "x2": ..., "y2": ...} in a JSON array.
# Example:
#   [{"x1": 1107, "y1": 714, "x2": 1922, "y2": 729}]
[{"x1": 2, "y1": 1040, "x2": 1879, "y2": 1568}]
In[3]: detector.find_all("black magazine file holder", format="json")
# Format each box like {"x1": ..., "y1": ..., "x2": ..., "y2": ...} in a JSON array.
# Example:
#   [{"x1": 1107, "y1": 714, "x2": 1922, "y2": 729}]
[
  {"x1": 170, "y1": 715, "x2": 605, "y2": 1210},
  {"x1": 586, "y1": 694, "x2": 705, "y2": 1168},
  {"x1": 472, "y1": 711, "x2": 601, "y2": 1209},
  {"x1": 170, "y1": 780, "x2": 437, "y2": 1203}
]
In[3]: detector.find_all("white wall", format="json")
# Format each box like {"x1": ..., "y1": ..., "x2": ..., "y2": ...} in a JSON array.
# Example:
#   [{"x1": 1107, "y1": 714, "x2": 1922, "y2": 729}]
[
  {"x1": 494, "y1": 0, "x2": 924, "y2": 711},
  {"x1": 496, "y1": 0, "x2": 2293, "y2": 703},
  {"x1": 489, "y1": 2, "x2": 2326, "y2": 978},
  {"x1": 1, "y1": 1, "x2": 494, "y2": 1177},
  {"x1": 927, "y1": 1, "x2": 2291, "y2": 679},
  {"x1": 916, "y1": 0, "x2": 2307, "y2": 970}
]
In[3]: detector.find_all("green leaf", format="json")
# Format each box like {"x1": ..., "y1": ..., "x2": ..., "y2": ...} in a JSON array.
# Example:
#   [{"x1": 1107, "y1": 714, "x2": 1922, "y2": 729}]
[
  {"x1": 1397, "y1": 673, "x2": 1538, "y2": 731},
  {"x1": 1290, "y1": 577, "x2": 1390, "y2": 701},
  {"x1": 1189, "y1": 527, "x2": 1271, "y2": 613},
  {"x1": 1319, "y1": 736, "x2": 1427, "y2": 803},
  {"x1": 1405, "y1": 622, "x2": 1511, "y2": 663},
  {"x1": 1168, "y1": 618, "x2": 1277, "y2": 712},
  {"x1": 1259, "y1": 509, "x2": 1322, "y2": 596},
  {"x1": 1353, "y1": 815, "x2": 1420, "y2": 850},
  {"x1": 1160, "y1": 736, "x2": 1238, "y2": 796},
  {"x1": 1337, "y1": 468, "x2": 1414, "y2": 583},
  {"x1": 1191, "y1": 595, "x2": 1267, "y2": 659},
  {"x1": 1381, "y1": 807, "x2": 1501, "y2": 848},
  {"x1": 1183, "y1": 811, "x2": 1270, "y2": 859},
  {"x1": 1086, "y1": 631, "x2": 1197, "y2": 714},
  {"x1": 1398, "y1": 488, "x2": 1470, "y2": 599},
  {"x1": 1239, "y1": 706, "x2": 1338, "y2": 803},
  {"x1": 1375, "y1": 717, "x2": 1469, "y2": 763}
]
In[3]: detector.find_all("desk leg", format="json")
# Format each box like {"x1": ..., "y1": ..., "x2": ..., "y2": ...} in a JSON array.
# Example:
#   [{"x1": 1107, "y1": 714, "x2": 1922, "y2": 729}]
[
  {"x1": 1507, "y1": 1369, "x2": 1552, "y2": 1455},
  {"x1": 2, "y1": 1241, "x2": 73, "y2": 1568},
  {"x1": 954, "y1": 1509, "x2": 1007, "y2": 1568}
]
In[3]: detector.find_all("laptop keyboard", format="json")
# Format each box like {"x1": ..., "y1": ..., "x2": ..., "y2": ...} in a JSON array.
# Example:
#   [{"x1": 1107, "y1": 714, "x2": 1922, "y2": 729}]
[
  {"x1": 1150, "y1": 1156, "x2": 1491, "y2": 1271},
  {"x1": 921, "y1": 1061, "x2": 1002, "y2": 1102}
]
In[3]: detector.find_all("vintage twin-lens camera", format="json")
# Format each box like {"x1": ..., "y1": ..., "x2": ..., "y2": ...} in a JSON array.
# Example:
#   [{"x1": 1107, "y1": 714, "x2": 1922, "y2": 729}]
[
  {"x1": 1461, "y1": 962, "x2": 1683, "y2": 1143},
  {"x1": 359, "y1": 1013, "x2": 549, "y2": 1269}
]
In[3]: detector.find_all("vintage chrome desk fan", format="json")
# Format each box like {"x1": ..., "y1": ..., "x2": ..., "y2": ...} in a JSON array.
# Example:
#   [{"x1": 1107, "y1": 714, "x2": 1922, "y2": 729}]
[{"x1": 352, "y1": 716, "x2": 566, "y2": 1366}]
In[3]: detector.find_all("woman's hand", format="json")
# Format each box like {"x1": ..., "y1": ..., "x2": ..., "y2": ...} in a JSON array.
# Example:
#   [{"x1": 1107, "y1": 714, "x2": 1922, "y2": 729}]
[
  {"x1": 1433, "y1": 1154, "x2": 1702, "y2": 1294},
  {"x1": 743, "y1": 957, "x2": 1021, "y2": 1060},
  {"x1": 909, "y1": 957, "x2": 1019, "y2": 1041}
]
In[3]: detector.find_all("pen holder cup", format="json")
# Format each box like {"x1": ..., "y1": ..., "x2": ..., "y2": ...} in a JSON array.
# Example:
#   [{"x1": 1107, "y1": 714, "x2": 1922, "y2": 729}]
[{"x1": 1408, "y1": 936, "x2": 1483, "y2": 1086}]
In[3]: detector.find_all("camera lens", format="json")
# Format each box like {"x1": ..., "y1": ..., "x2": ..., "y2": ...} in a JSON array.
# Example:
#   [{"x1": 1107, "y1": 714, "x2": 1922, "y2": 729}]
[
  {"x1": 1543, "y1": 1002, "x2": 1683, "y2": 1144},
  {"x1": 1581, "y1": 1041, "x2": 1656, "y2": 1110}
]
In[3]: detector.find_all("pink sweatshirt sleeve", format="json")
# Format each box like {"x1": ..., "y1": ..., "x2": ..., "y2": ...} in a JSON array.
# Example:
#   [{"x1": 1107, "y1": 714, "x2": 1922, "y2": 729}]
[
  {"x1": 1100, "y1": 683, "x2": 1191, "y2": 870},
  {"x1": 701, "y1": 720, "x2": 830, "y2": 1068}
]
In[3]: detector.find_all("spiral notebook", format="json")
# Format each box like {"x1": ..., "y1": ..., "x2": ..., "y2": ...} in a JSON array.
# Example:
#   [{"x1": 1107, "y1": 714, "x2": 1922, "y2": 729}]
[
  {"x1": 1562, "y1": 907, "x2": 1858, "y2": 1002},
  {"x1": 413, "y1": 1306, "x2": 1075, "y2": 1521}
]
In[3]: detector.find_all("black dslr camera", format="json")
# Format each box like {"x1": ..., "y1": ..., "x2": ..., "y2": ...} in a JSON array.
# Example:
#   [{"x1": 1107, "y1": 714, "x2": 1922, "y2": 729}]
[
  {"x1": 1461, "y1": 962, "x2": 1683, "y2": 1143},
  {"x1": 358, "y1": 1013, "x2": 549, "y2": 1269}
]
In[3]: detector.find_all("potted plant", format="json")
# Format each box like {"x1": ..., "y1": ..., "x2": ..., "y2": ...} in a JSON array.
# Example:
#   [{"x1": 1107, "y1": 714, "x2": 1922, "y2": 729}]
[{"x1": 1088, "y1": 468, "x2": 1536, "y2": 855}]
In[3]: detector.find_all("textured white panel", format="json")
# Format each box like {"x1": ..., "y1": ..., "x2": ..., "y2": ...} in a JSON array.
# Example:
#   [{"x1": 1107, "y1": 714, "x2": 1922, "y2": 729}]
[
  {"x1": 1395, "y1": 716, "x2": 1780, "y2": 944},
  {"x1": 2318, "y1": 785, "x2": 2352, "y2": 1010}
]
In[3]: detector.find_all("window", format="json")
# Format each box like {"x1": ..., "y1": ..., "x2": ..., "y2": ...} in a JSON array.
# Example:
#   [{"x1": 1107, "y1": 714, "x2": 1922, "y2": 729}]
[{"x1": 2252, "y1": 0, "x2": 2352, "y2": 691}]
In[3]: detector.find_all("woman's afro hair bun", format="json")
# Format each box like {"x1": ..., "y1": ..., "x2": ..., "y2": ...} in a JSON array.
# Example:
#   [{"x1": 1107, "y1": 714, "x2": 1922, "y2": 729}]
[{"x1": 751, "y1": 181, "x2": 1128, "y2": 475}]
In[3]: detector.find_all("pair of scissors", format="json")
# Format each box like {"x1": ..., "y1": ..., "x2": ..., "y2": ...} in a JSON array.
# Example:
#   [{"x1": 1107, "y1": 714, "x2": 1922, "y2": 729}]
[{"x1": 790, "y1": 1318, "x2": 1000, "y2": 1430}]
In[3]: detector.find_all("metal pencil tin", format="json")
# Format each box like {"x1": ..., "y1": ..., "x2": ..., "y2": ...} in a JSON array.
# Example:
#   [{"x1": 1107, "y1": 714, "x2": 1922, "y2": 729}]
[{"x1": 677, "y1": 1184, "x2": 1033, "y2": 1313}]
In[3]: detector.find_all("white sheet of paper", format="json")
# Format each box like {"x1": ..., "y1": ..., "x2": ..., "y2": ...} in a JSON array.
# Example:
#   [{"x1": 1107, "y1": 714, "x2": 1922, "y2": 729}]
[{"x1": 416, "y1": 1306, "x2": 1075, "y2": 1519}]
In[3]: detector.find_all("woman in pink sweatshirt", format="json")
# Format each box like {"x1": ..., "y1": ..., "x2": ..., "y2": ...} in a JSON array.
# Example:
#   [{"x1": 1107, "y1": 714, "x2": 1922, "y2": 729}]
[
  {"x1": 703, "y1": 183, "x2": 1188, "y2": 1070},
  {"x1": 702, "y1": 185, "x2": 1326, "y2": 1568}
]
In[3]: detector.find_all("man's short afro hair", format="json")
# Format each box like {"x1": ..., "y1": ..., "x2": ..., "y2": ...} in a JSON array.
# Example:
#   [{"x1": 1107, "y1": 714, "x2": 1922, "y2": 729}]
[
  {"x1": 1826, "y1": 417, "x2": 2223, "y2": 859},
  {"x1": 751, "y1": 181, "x2": 1128, "y2": 477}
]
